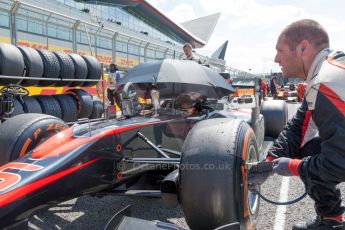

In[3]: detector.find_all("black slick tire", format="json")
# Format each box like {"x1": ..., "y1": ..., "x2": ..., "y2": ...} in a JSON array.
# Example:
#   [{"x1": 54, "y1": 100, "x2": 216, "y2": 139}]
[
  {"x1": 68, "y1": 53, "x2": 88, "y2": 87},
  {"x1": 65, "y1": 89, "x2": 93, "y2": 119},
  {"x1": 260, "y1": 100, "x2": 288, "y2": 138},
  {"x1": 9, "y1": 98, "x2": 25, "y2": 117},
  {"x1": 0, "y1": 113, "x2": 67, "y2": 165},
  {"x1": 17, "y1": 46, "x2": 43, "y2": 86},
  {"x1": 21, "y1": 96, "x2": 42, "y2": 113},
  {"x1": 89, "y1": 96, "x2": 104, "y2": 119},
  {"x1": 82, "y1": 55, "x2": 101, "y2": 87},
  {"x1": 179, "y1": 118, "x2": 259, "y2": 230},
  {"x1": 0, "y1": 43, "x2": 25, "y2": 84}
]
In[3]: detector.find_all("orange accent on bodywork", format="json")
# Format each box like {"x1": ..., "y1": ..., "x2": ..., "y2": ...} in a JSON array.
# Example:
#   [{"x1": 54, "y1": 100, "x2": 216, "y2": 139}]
[
  {"x1": 31, "y1": 120, "x2": 177, "y2": 159},
  {"x1": 31, "y1": 128, "x2": 74, "y2": 158},
  {"x1": 46, "y1": 123, "x2": 66, "y2": 132},
  {"x1": 0, "y1": 162, "x2": 43, "y2": 192},
  {"x1": 0, "y1": 172, "x2": 20, "y2": 192},
  {"x1": 0, "y1": 158, "x2": 99, "y2": 207},
  {"x1": 34, "y1": 128, "x2": 41, "y2": 140},
  {"x1": 19, "y1": 138, "x2": 32, "y2": 158}
]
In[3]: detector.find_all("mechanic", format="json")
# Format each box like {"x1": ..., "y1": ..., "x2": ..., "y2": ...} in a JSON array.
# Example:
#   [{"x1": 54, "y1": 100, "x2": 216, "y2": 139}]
[
  {"x1": 107, "y1": 63, "x2": 122, "y2": 111},
  {"x1": 174, "y1": 93, "x2": 201, "y2": 115},
  {"x1": 182, "y1": 43, "x2": 202, "y2": 64},
  {"x1": 251, "y1": 19, "x2": 345, "y2": 229}
]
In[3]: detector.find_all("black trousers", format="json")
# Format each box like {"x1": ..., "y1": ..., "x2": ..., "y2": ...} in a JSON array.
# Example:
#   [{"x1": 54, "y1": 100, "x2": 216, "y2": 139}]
[
  {"x1": 299, "y1": 137, "x2": 345, "y2": 217},
  {"x1": 107, "y1": 89, "x2": 122, "y2": 108}
]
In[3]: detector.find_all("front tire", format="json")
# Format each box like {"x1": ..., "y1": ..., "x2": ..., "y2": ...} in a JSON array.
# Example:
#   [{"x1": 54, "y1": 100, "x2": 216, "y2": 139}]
[
  {"x1": 179, "y1": 118, "x2": 259, "y2": 230},
  {"x1": 0, "y1": 113, "x2": 67, "y2": 165}
]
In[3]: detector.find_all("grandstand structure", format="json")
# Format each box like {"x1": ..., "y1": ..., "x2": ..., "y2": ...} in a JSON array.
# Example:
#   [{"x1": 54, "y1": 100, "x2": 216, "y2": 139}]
[{"x1": 0, "y1": 0, "x2": 255, "y2": 78}]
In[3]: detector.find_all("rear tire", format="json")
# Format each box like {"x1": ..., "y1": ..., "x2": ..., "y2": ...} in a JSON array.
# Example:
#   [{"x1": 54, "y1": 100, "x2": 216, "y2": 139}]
[
  {"x1": 260, "y1": 100, "x2": 288, "y2": 138},
  {"x1": 0, "y1": 113, "x2": 67, "y2": 165},
  {"x1": 179, "y1": 118, "x2": 259, "y2": 230}
]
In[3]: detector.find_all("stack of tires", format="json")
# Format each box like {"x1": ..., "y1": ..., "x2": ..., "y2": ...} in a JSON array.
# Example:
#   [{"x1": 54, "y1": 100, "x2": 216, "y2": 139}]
[
  {"x1": 0, "y1": 42, "x2": 104, "y2": 121},
  {"x1": 7, "y1": 90, "x2": 103, "y2": 122},
  {"x1": 0, "y1": 42, "x2": 101, "y2": 87}
]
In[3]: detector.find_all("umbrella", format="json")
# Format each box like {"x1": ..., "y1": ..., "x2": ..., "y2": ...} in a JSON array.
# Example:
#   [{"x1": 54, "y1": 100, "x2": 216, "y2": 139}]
[{"x1": 117, "y1": 59, "x2": 234, "y2": 98}]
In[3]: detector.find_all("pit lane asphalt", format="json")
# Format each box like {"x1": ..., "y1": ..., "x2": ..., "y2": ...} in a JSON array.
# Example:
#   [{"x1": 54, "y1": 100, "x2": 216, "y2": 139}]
[{"x1": 28, "y1": 102, "x2": 345, "y2": 230}]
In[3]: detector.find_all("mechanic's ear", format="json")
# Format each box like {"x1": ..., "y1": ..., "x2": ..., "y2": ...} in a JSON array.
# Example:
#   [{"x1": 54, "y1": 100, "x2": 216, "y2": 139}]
[{"x1": 299, "y1": 40, "x2": 309, "y2": 55}]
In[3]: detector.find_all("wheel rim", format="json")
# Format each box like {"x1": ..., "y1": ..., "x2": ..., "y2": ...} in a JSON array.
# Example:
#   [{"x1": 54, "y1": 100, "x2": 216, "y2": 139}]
[{"x1": 247, "y1": 144, "x2": 260, "y2": 216}]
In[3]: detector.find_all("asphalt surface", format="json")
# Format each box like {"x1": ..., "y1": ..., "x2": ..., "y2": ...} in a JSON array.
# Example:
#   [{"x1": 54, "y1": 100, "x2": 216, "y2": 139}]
[{"x1": 28, "y1": 102, "x2": 345, "y2": 230}]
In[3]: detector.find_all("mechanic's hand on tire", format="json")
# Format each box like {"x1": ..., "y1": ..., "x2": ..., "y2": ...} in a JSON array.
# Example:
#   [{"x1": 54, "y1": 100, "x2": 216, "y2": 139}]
[{"x1": 272, "y1": 157, "x2": 301, "y2": 176}]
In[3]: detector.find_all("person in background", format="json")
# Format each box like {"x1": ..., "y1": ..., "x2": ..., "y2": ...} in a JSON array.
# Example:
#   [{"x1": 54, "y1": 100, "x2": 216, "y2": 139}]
[
  {"x1": 174, "y1": 92, "x2": 203, "y2": 116},
  {"x1": 297, "y1": 81, "x2": 307, "y2": 102},
  {"x1": 107, "y1": 63, "x2": 122, "y2": 111},
  {"x1": 183, "y1": 43, "x2": 202, "y2": 64},
  {"x1": 250, "y1": 19, "x2": 345, "y2": 229},
  {"x1": 269, "y1": 72, "x2": 278, "y2": 98},
  {"x1": 261, "y1": 80, "x2": 268, "y2": 98},
  {"x1": 150, "y1": 83, "x2": 160, "y2": 116}
]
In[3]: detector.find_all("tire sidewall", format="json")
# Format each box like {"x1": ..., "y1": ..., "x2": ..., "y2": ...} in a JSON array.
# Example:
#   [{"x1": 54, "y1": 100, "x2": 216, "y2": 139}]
[{"x1": 179, "y1": 119, "x2": 259, "y2": 230}]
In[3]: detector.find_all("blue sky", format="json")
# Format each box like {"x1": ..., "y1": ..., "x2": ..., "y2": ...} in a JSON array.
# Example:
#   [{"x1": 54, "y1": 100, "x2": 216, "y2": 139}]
[{"x1": 147, "y1": 0, "x2": 345, "y2": 74}]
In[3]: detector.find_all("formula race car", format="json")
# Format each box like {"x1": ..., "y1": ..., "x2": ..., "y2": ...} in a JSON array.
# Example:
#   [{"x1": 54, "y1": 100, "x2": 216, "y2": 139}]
[{"x1": 0, "y1": 60, "x2": 287, "y2": 230}]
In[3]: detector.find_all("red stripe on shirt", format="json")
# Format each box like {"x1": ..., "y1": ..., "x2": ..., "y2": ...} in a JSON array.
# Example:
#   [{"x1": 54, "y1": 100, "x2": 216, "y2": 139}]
[
  {"x1": 301, "y1": 111, "x2": 311, "y2": 147},
  {"x1": 319, "y1": 83, "x2": 345, "y2": 116}
]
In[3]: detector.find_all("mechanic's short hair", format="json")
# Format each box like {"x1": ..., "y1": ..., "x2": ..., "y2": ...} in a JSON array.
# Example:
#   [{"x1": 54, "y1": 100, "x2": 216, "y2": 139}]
[
  {"x1": 174, "y1": 94, "x2": 194, "y2": 110},
  {"x1": 183, "y1": 43, "x2": 193, "y2": 50},
  {"x1": 281, "y1": 19, "x2": 329, "y2": 50}
]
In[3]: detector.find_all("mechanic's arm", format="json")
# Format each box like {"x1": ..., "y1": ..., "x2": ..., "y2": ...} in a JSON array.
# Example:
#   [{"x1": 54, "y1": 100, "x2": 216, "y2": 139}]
[
  {"x1": 267, "y1": 99, "x2": 309, "y2": 161},
  {"x1": 297, "y1": 89, "x2": 345, "y2": 181},
  {"x1": 248, "y1": 100, "x2": 308, "y2": 184}
]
